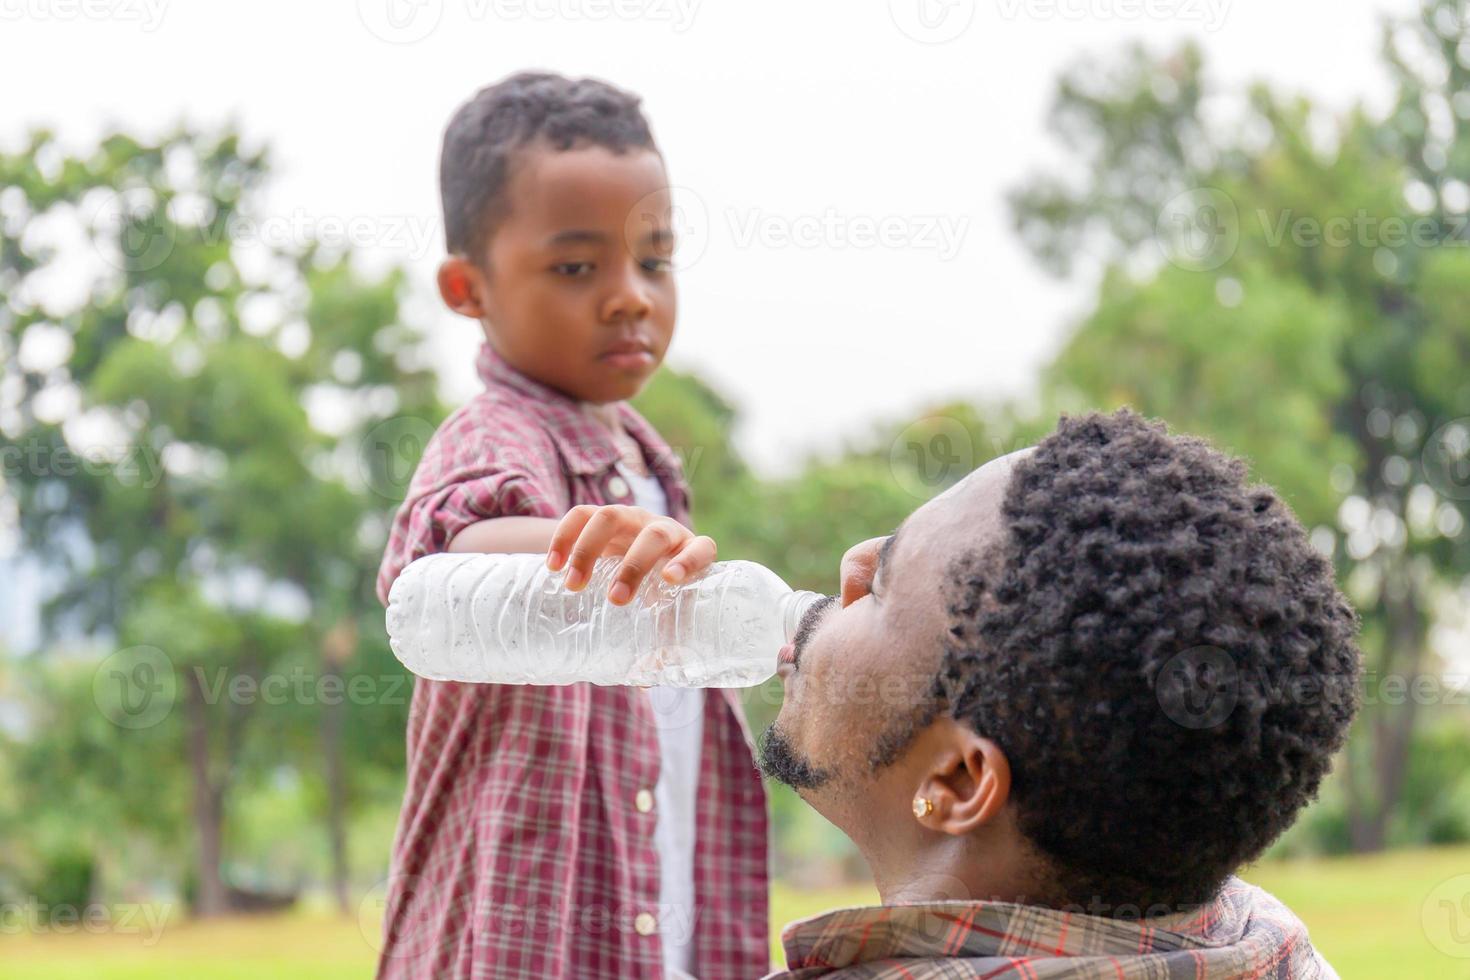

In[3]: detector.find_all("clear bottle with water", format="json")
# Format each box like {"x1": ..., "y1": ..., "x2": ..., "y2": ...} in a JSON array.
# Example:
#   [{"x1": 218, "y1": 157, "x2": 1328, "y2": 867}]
[{"x1": 386, "y1": 552, "x2": 822, "y2": 688}]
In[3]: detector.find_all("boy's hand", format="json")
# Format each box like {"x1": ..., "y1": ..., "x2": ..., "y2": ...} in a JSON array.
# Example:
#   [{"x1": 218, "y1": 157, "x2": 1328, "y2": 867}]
[{"x1": 546, "y1": 505, "x2": 716, "y2": 606}]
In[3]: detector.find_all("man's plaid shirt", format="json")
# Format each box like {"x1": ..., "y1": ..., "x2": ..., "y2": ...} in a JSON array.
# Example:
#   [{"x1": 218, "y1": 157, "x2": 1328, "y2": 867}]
[
  {"x1": 373, "y1": 343, "x2": 770, "y2": 980},
  {"x1": 767, "y1": 877, "x2": 1336, "y2": 979}
]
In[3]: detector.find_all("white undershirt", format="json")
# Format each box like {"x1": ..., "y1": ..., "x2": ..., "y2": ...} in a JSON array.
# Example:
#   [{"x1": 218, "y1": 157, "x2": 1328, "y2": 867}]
[{"x1": 615, "y1": 460, "x2": 703, "y2": 980}]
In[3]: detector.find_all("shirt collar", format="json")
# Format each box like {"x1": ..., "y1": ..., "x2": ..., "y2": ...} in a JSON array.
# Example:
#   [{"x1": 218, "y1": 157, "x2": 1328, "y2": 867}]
[
  {"x1": 474, "y1": 342, "x2": 686, "y2": 482},
  {"x1": 777, "y1": 881, "x2": 1270, "y2": 972}
]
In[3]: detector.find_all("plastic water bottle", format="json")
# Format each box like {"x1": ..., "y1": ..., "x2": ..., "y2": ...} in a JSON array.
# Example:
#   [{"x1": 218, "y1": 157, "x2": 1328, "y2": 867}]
[{"x1": 386, "y1": 553, "x2": 823, "y2": 688}]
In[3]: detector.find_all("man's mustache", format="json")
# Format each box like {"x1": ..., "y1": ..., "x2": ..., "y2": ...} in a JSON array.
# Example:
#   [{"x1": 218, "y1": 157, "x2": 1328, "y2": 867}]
[{"x1": 790, "y1": 594, "x2": 838, "y2": 670}]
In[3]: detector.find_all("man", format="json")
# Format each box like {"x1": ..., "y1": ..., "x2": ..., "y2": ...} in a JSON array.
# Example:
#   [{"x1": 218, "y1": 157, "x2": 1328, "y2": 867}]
[{"x1": 760, "y1": 409, "x2": 1359, "y2": 979}]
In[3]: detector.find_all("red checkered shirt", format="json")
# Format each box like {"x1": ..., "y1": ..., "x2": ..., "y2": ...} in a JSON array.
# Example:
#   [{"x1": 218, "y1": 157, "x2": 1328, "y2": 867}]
[
  {"x1": 374, "y1": 343, "x2": 770, "y2": 980},
  {"x1": 767, "y1": 877, "x2": 1337, "y2": 979}
]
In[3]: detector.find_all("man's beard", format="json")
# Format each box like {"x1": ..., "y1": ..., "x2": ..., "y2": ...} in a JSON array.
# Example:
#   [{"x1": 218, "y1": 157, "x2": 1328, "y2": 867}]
[
  {"x1": 757, "y1": 723, "x2": 834, "y2": 789},
  {"x1": 760, "y1": 593, "x2": 839, "y2": 789},
  {"x1": 760, "y1": 695, "x2": 941, "y2": 791},
  {"x1": 759, "y1": 590, "x2": 943, "y2": 788}
]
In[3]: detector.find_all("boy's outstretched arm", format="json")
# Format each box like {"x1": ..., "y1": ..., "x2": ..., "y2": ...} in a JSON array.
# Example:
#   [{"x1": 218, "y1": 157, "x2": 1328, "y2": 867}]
[
  {"x1": 447, "y1": 507, "x2": 716, "y2": 606},
  {"x1": 447, "y1": 516, "x2": 560, "y2": 556}
]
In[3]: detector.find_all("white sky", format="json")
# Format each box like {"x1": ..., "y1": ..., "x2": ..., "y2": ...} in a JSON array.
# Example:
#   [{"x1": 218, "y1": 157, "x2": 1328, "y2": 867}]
[{"x1": 2, "y1": 0, "x2": 1417, "y2": 476}]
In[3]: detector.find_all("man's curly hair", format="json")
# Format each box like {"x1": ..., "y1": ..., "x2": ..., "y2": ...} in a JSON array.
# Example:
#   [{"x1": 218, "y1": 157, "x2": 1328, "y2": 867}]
[
  {"x1": 440, "y1": 71, "x2": 659, "y2": 258},
  {"x1": 936, "y1": 409, "x2": 1360, "y2": 915}
]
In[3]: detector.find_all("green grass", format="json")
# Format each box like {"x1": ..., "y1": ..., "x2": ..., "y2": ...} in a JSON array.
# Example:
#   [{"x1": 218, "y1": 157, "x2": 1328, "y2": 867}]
[
  {"x1": 1240, "y1": 846, "x2": 1470, "y2": 978},
  {"x1": 2, "y1": 846, "x2": 1464, "y2": 978}
]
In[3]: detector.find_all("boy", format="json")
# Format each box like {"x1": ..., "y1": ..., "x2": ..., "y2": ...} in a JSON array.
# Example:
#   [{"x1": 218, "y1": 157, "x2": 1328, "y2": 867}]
[{"x1": 374, "y1": 72, "x2": 768, "y2": 979}]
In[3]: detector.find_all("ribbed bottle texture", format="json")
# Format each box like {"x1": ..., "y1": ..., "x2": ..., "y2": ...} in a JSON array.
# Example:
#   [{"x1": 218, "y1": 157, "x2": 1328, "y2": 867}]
[{"x1": 386, "y1": 553, "x2": 822, "y2": 688}]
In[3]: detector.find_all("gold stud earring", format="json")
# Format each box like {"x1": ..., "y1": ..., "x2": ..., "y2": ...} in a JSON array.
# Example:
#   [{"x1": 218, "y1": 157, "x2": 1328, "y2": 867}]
[{"x1": 912, "y1": 796, "x2": 933, "y2": 819}]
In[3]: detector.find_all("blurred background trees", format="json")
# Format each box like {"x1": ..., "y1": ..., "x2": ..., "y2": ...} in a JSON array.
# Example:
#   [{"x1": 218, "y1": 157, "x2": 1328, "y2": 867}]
[
  {"x1": 2, "y1": 0, "x2": 1469, "y2": 920},
  {"x1": 1011, "y1": 0, "x2": 1470, "y2": 853},
  {"x1": 0, "y1": 128, "x2": 439, "y2": 913}
]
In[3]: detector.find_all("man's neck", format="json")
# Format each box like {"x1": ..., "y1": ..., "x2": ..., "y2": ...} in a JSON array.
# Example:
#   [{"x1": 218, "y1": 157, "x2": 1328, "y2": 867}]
[{"x1": 864, "y1": 834, "x2": 1041, "y2": 907}]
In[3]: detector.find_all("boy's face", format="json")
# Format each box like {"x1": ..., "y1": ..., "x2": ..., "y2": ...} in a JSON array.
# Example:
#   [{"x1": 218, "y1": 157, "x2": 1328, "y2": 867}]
[{"x1": 440, "y1": 143, "x2": 676, "y2": 405}]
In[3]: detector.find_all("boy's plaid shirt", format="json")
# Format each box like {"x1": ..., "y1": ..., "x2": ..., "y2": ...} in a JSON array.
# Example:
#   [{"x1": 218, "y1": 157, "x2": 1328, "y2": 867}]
[
  {"x1": 767, "y1": 877, "x2": 1337, "y2": 979},
  {"x1": 373, "y1": 344, "x2": 770, "y2": 980}
]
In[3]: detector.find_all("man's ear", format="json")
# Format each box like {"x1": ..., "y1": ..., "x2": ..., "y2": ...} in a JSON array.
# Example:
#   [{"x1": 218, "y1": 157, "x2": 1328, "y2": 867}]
[
  {"x1": 438, "y1": 255, "x2": 489, "y2": 319},
  {"x1": 915, "y1": 717, "x2": 1011, "y2": 836}
]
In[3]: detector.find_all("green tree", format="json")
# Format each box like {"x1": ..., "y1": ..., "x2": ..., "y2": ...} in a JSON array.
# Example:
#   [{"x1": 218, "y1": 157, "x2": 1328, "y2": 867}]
[
  {"x1": 0, "y1": 125, "x2": 438, "y2": 912},
  {"x1": 0, "y1": 651, "x2": 186, "y2": 907},
  {"x1": 1011, "y1": 2, "x2": 1470, "y2": 851}
]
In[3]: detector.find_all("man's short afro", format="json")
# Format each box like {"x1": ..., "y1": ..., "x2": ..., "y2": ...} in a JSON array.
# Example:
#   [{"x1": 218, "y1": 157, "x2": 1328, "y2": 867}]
[{"x1": 937, "y1": 409, "x2": 1360, "y2": 913}]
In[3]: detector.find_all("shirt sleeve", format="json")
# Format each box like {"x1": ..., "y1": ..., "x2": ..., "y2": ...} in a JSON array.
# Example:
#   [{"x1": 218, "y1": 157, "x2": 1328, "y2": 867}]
[{"x1": 375, "y1": 400, "x2": 567, "y2": 606}]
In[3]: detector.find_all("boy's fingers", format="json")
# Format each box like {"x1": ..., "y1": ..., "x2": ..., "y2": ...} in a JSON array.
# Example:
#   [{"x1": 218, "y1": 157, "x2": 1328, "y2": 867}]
[
  {"x1": 609, "y1": 521, "x2": 685, "y2": 604},
  {"x1": 662, "y1": 535, "x2": 716, "y2": 584},
  {"x1": 563, "y1": 507, "x2": 633, "y2": 589},
  {"x1": 546, "y1": 505, "x2": 600, "y2": 571}
]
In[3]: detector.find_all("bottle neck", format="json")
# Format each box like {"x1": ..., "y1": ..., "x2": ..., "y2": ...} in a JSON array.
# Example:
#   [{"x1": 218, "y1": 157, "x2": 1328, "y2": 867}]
[{"x1": 779, "y1": 589, "x2": 824, "y2": 644}]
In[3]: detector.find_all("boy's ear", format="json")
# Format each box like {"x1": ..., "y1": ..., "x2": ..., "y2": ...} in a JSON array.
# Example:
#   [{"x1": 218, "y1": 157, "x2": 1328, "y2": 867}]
[{"x1": 438, "y1": 256, "x2": 489, "y2": 319}]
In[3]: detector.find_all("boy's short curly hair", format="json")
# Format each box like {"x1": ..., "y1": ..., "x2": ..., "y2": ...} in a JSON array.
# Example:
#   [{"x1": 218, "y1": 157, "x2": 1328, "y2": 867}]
[
  {"x1": 937, "y1": 409, "x2": 1360, "y2": 914},
  {"x1": 440, "y1": 71, "x2": 659, "y2": 258}
]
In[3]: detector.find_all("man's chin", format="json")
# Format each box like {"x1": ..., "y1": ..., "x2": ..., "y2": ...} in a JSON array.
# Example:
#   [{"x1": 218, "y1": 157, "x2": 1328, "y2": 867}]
[{"x1": 757, "y1": 722, "x2": 834, "y2": 791}]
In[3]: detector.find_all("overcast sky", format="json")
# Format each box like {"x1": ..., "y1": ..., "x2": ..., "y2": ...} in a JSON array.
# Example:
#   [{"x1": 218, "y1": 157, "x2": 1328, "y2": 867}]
[{"x1": 2, "y1": 0, "x2": 1422, "y2": 478}]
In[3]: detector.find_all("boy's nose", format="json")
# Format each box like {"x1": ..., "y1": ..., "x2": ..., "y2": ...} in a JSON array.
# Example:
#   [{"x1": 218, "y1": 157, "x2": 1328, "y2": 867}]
[
  {"x1": 839, "y1": 536, "x2": 885, "y2": 607},
  {"x1": 602, "y1": 267, "x2": 653, "y2": 322}
]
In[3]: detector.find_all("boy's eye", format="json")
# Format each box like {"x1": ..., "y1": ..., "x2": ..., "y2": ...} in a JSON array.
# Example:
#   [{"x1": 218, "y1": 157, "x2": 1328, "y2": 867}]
[
  {"x1": 552, "y1": 262, "x2": 594, "y2": 277},
  {"x1": 641, "y1": 257, "x2": 673, "y2": 274}
]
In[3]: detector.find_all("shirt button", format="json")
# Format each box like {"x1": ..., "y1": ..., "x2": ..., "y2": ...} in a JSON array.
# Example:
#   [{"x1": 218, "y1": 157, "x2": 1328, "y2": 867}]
[
  {"x1": 634, "y1": 789, "x2": 655, "y2": 813},
  {"x1": 634, "y1": 912, "x2": 658, "y2": 936},
  {"x1": 607, "y1": 475, "x2": 630, "y2": 498}
]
